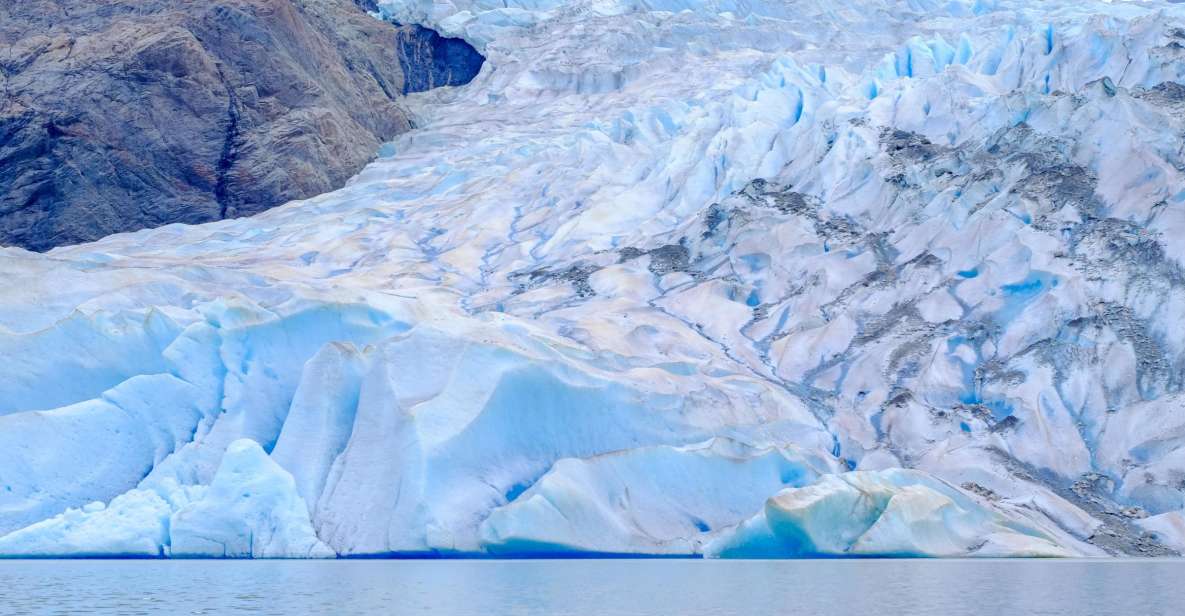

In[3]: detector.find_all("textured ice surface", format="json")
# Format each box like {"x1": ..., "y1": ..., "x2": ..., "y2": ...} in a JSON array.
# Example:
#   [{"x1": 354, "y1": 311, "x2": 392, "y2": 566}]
[
  {"x1": 1138, "y1": 511, "x2": 1185, "y2": 553},
  {"x1": 0, "y1": 488, "x2": 181, "y2": 558},
  {"x1": 705, "y1": 469, "x2": 1073, "y2": 558},
  {"x1": 3, "y1": 0, "x2": 1185, "y2": 557},
  {"x1": 170, "y1": 439, "x2": 333, "y2": 558},
  {"x1": 0, "y1": 440, "x2": 330, "y2": 558},
  {"x1": 480, "y1": 439, "x2": 839, "y2": 555}
]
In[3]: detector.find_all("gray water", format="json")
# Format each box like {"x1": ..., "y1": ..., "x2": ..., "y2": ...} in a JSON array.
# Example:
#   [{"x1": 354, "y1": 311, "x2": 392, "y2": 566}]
[{"x1": 1, "y1": 559, "x2": 1183, "y2": 615}]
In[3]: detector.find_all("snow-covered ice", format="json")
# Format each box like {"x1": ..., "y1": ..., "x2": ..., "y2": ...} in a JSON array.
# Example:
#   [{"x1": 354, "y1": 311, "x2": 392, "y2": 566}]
[{"x1": 3, "y1": 0, "x2": 1185, "y2": 557}]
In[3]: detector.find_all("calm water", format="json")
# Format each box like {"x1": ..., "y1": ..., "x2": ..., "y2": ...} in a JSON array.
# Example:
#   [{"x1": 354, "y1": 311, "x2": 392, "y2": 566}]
[{"x1": 2, "y1": 559, "x2": 1183, "y2": 615}]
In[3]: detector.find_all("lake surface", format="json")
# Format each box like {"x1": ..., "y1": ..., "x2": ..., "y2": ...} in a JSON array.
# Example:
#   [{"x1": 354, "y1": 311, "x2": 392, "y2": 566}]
[{"x1": 2, "y1": 558, "x2": 1183, "y2": 615}]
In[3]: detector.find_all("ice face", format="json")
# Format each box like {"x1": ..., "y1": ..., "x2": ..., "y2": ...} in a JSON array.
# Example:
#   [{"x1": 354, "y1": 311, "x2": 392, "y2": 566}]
[
  {"x1": 0, "y1": 373, "x2": 209, "y2": 535},
  {"x1": 479, "y1": 439, "x2": 840, "y2": 555},
  {"x1": 0, "y1": 440, "x2": 329, "y2": 558},
  {"x1": 3, "y1": 0, "x2": 1185, "y2": 557},
  {"x1": 704, "y1": 469, "x2": 1075, "y2": 558},
  {"x1": 0, "y1": 489, "x2": 179, "y2": 558},
  {"x1": 170, "y1": 439, "x2": 333, "y2": 558},
  {"x1": 271, "y1": 325, "x2": 824, "y2": 555}
]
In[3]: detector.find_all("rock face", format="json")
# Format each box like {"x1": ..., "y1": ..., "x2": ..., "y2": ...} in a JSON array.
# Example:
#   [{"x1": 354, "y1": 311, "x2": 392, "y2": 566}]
[
  {"x1": 0, "y1": 0, "x2": 477, "y2": 251},
  {"x1": 394, "y1": 24, "x2": 485, "y2": 94}
]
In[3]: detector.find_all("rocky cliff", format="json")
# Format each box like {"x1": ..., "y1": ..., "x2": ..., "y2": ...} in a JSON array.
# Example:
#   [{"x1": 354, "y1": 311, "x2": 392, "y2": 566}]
[{"x1": 0, "y1": 0, "x2": 480, "y2": 251}]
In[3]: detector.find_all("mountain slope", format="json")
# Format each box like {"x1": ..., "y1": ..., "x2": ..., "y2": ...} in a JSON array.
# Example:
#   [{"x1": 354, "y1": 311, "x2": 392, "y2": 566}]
[{"x1": 0, "y1": 0, "x2": 480, "y2": 251}]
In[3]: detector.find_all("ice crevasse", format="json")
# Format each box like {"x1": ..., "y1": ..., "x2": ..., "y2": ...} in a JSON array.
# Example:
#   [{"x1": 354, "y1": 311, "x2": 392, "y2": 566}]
[{"x1": 4, "y1": 0, "x2": 1185, "y2": 557}]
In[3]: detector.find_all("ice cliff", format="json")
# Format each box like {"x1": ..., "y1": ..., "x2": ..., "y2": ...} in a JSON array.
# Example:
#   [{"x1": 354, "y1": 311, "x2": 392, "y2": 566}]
[{"x1": 2, "y1": 0, "x2": 1185, "y2": 558}]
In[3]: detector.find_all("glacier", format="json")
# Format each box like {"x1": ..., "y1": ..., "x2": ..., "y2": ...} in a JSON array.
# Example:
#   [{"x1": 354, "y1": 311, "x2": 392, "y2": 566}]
[{"x1": 2, "y1": 0, "x2": 1185, "y2": 558}]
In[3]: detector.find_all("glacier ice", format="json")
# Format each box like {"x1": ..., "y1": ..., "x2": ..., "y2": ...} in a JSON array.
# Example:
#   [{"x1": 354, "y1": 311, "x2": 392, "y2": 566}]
[
  {"x1": 0, "y1": 440, "x2": 329, "y2": 558},
  {"x1": 4, "y1": 0, "x2": 1185, "y2": 557},
  {"x1": 169, "y1": 439, "x2": 333, "y2": 558},
  {"x1": 0, "y1": 373, "x2": 208, "y2": 535},
  {"x1": 0, "y1": 488, "x2": 181, "y2": 558},
  {"x1": 704, "y1": 469, "x2": 1074, "y2": 558},
  {"x1": 479, "y1": 439, "x2": 840, "y2": 555},
  {"x1": 1138, "y1": 511, "x2": 1185, "y2": 554}
]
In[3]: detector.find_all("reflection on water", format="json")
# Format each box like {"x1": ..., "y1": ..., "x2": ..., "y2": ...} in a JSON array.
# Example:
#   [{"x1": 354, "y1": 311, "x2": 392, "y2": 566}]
[{"x1": 2, "y1": 558, "x2": 1184, "y2": 615}]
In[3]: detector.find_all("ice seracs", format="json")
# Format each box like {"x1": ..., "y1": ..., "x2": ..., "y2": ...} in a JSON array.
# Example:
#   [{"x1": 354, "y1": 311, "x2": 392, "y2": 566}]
[{"x1": 3, "y1": 0, "x2": 1185, "y2": 557}]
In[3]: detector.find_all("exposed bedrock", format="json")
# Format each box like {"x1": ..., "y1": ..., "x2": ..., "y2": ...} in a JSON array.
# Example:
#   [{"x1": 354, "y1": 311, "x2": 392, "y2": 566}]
[
  {"x1": 393, "y1": 24, "x2": 485, "y2": 94},
  {"x1": 0, "y1": 0, "x2": 483, "y2": 251}
]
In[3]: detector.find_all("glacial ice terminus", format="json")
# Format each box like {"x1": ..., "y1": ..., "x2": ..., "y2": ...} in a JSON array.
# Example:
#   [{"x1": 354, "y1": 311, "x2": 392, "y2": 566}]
[
  {"x1": 2, "y1": 0, "x2": 1185, "y2": 558},
  {"x1": 0, "y1": 0, "x2": 483, "y2": 252}
]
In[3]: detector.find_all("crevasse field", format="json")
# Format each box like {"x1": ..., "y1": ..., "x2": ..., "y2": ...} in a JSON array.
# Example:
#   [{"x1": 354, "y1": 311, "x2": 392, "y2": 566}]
[{"x1": 2, "y1": 0, "x2": 1185, "y2": 559}]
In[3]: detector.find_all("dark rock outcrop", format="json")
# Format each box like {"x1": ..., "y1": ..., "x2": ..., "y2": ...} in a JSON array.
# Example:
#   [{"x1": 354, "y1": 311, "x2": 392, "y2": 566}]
[
  {"x1": 394, "y1": 24, "x2": 485, "y2": 94},
  {"x1": 0, "y1": 0, "x2": 479, "y2": 252}
]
